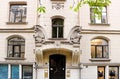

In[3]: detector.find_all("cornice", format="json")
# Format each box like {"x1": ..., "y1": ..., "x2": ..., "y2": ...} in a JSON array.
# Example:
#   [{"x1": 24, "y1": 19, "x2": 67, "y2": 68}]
[
  {"x1": 82, "y1": 29, "x2": 120, "y2": 34},
  {"x1": 82, "y1": 62, "x2": 120, "y2": 66},
  {"x1": 0, "y1": 27, "x2": 34, "y2": 33}
]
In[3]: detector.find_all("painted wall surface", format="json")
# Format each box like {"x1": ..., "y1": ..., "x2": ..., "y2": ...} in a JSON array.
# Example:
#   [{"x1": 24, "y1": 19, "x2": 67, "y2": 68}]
[
  {"x1": 0, "y1": 0, "x2": 120, "y2": 79},
  {"x1": 81, "y1": 66, "x2": 97, "y2": 79}
]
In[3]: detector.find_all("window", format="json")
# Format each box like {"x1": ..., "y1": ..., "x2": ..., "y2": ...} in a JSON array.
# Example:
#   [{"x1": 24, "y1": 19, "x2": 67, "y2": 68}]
[
  {"x1": 109, "y1": 67, "x2": 119, "y2": 79},
  {"x1": 7, "y1": 37, "x2": 25, "y2": 58},
  {"x1": 0, "y1": 64, "x2": 8, "y2": 79},
  {"x1": 91, "y1": 38, "x2": 109, "y2": 58},
  {"x1": 9, "y1": 4, "x2": 27, "y2": 23},
  {"x1": 98, "y1": 66, "x2": 105, "y2": 79},
  {"x1": 11, "y1": 65, "x2": 19, "y2": 79},
  {"x1": 22, "y1": 65, "x2": 33, "y2": 79},
  {"x1": 52, "y1": 18, "x2": 64, "y2": 38},
  {"x1": 90, "y1": 6, "x2": 107, "y2": 24}
]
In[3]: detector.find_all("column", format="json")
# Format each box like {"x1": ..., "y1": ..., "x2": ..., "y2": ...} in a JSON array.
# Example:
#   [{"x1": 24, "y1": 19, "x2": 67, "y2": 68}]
[
  {"x1": 19, "y1": 64, "x2": 22, "y2": 79},
  {"x1": 105, "y1": 65, "x2": 109, "y2": 79},
  {"x1": 8, "y1": 64, "x2": 11, "y2": 79}
]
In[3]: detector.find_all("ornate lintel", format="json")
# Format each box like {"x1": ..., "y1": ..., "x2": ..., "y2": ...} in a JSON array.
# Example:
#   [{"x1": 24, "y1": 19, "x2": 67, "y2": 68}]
[
  {"x1": 52, "y1": 3, "x2": 64, "y2": 10},
  {"x1": 72, "y1": 50, "x2": 80, "y2": 66},
  {"x1": 35, "y1": 49, "x2": 43, "y2": 66}
]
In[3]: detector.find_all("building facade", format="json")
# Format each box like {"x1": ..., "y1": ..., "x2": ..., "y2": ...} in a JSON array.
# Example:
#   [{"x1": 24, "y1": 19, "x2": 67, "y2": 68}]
[{"x1": 0, "y1": 0, "x2": 120, "y2": 79}]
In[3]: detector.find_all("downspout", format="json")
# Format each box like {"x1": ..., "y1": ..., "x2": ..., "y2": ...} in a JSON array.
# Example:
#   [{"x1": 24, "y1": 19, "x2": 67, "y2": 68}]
[
  {"x1": 35, "y1": 0, "x2": 40, "y2": 79},
  {"x1": 77, "y1": 0, "x2": 81, "y2": 79}
]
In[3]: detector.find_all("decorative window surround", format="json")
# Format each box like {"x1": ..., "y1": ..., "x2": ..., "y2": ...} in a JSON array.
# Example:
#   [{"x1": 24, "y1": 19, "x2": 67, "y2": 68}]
[{"x1": 52, "y1": 3, "x2": 64, "y2": 10}]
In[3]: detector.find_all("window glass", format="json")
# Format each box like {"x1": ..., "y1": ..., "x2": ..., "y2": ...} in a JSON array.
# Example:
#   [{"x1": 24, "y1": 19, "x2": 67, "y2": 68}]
[
  {"x1": 52, "y1": 18, "x2": 64, "y2": 38},
  {"x1": 0, "y1": 64, "x2": 8, "y2": 79},
  {"x1": 109, "y1": 67, "x2": 119, "y2": 79},
  {"x1": 8, "y1": 37, "x2": 25, "y2": 58},
  {"x1": 11, "y1": 65, "x2": 19, "y2": 79},
  {"x1": 9, "y1": 4, "x2": 27, "y2": 23},
  {"x1": 98, "y1": 66, "x2": 105, "y2": 79},
  {"x1": 91, "y1": 38, "x2": 108, "y2": 58},
  {"x1": 22, "y1": 65, "x2": 33, "y2": 79},
  {"x1": 90, "y1": 6, "x2": 107, "y2": 24}
]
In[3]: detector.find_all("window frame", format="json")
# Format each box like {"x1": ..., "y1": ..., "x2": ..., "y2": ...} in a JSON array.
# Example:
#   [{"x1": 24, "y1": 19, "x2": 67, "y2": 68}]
[
  {"x1": 91, "y1": 38, "x2": 109, "y2": 58},
  {"x1": 9, "y1": 3, "x2": 27, "y2": 23},
  {"x1": 98, "y1": 66, "x2": 105, "y2": 79},
  {"x1": 109, "y1": 66, "x2": 119, "y2": 79},
  {"x1": 7, "y1": 37, "x2": 25, "y2": 59},
  {"x1": 52, "y1": 18, "x2": 64, "y2": 38},
  {"x1": 22, "y1": 65, "x2": 33, "y2": 79},
  {"x1": 90, "y1": 6, "x2": 108, "y2": 24}
]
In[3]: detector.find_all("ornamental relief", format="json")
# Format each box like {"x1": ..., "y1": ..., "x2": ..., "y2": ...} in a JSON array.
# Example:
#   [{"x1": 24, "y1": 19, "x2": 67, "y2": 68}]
[
  {"x1": 33, "y1": 25, "x2": 45, "y2": 44},
  {"x1": 70, "y1": 26, "x2": 82, "y2": 44},
  {"x1": 52, "y1": 3, "x2": 64, "y2": 10}
]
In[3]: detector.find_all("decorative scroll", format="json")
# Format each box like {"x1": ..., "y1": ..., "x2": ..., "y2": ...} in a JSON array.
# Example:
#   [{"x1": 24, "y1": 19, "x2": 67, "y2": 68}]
[
  {"x1": 70, "y1": 26, "x2": 82, "y2": 44},
  {"x1": 35, "y1": 49, "x2": 43, "y2": 65},
  {"x1": 72, "y1": 50, "x2": 80, "y2": 66},
  {"x1": 52, "y1": 3, "x2": 64, "y2": 10},
  {"x1": 33, "y1": 25, "x2": 45, "y2": 44}
]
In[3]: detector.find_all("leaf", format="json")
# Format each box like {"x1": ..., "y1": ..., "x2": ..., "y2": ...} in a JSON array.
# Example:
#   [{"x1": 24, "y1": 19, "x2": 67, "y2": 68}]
[{"x1": 37, "y1": 6, "x2": 46, "y2": 13}]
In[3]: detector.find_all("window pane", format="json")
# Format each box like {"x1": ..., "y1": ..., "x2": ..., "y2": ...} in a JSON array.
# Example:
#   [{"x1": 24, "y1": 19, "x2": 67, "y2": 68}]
[
  {"x1": 90, "y1": 6, "x2": 107, "y2": 24},
  {"x1": 11, "y1": 65, "x2": 19, "y2": 79},
  {"x1": 10, "y1": 4, "x2": 27, "y2": 23},
  {"x1": 52, "y1": 18, "x2": 64, "y2": 38},
  {"x1": 8, "y1": 37, "x2": 25, "y2": 58},
  {"x1": 98, "y1": 66, "x2": 105, "y2": 79},
  {"x1": 96, "y1": 46, "x2": 102, "y2": 58},
  {"x1": 91, "y1": 46, "x2": 95, "y2": 58},
  {"x1": 103, "y1": 46, "x2": 108, "y2": 58},
  {"x1": 52, "y1": 27, "x2": 57, "y2": 38},
  {"x1": 22, "y1": 65, "x2": 33, "y2": 79},
  {"x1": 109, "y1": 67, "x2": 119, "y2": 79},
  {"x1": 58, "y1": 27, "x2": 63, "y2": 38},
  {"x1": 0, "y1": 64, "x2": 8, "y2": 79},
  {"x1": 13, "y1": 45, "x2": 20, "y2": 57},
  {"x1": 91, "y1": 39, "x2": 108, "y2": 58}
]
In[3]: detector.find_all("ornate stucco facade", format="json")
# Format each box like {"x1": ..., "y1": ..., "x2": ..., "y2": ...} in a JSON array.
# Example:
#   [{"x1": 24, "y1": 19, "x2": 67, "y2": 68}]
[{"x1": 0, "y1": 0, "x2": 120, "y2": 79}]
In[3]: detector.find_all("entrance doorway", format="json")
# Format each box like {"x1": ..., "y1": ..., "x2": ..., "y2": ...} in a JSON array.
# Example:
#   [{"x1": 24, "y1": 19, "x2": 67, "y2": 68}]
[{"x1": 49, "y1": 54, "x2": 66, "y2": 79}]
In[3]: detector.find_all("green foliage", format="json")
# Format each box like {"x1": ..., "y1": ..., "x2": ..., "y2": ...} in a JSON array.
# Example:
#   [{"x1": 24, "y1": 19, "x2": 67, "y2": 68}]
[
  {"x1": 37, "y1": 6, "x2": 46, "y2": 13},
  {"x1": 71, "y1": 0, "x2": 111, "y2": 18},
  {"x1": 38, "y1": 0, "x2": 111, "y2": 18}
]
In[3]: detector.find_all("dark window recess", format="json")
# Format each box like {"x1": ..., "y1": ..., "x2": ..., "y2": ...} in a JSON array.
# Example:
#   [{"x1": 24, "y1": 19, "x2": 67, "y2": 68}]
[{"x1": 52, "y1": 18, "x2": 64, "y2": 38}]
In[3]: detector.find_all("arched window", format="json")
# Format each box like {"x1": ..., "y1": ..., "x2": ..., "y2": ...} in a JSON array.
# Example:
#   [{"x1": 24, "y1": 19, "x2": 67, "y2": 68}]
[
  {"x1": 52, "y1": 18, "x2": 64, "y2": 38},
  {"x1": 7, "y1": 37, "x2": 25, "y2": 58},
  {"x1": 91, "y1": 38, "x2": 109, "y2": 58}
]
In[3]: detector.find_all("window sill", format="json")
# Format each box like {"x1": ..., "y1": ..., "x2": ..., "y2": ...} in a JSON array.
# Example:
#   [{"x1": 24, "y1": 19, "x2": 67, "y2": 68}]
[
  {"x1": 48, "y1": 38, "x2": 67, "y2": 40},
  {"x1": 5, "y1": 57, "x2": 25, "y2": 60},
  {"x1": 51, "y1": 0, "x2": 66, "y2": 2},
  {"x1": 89, "y1": 23, "x2": 110, "y2": 26},
  {"x1": 89, "y1": 58, "x2": 111, "y2": 61},
  {"x1": 6, "y1": 22, "x2": 28, "y2": 25}
]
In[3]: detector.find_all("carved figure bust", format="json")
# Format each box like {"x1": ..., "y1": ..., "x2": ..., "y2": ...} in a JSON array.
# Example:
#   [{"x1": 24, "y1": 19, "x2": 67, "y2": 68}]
[
  {"x1": 33, "y1": 25, "x2": 45, "y2": 43},
  {"x1": 70, "y1": 26, "x2": 82, "y2": 44}
]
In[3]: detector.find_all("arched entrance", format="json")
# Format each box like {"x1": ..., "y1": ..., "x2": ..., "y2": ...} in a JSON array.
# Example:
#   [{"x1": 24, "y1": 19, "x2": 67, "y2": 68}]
[{"x1": 49, "y1": 54, "x2": 66, "y2": 79}]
